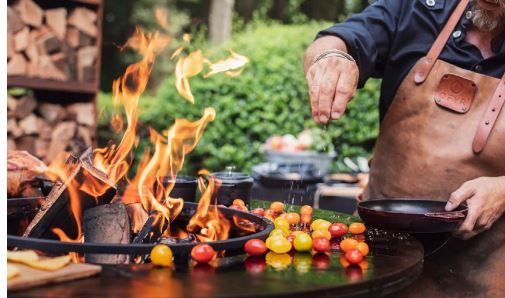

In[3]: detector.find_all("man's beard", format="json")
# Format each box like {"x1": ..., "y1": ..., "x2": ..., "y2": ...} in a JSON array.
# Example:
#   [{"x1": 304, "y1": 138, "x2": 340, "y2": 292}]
[{"x1": 471, "y1": 1, "x2": 505, "y2": 32}]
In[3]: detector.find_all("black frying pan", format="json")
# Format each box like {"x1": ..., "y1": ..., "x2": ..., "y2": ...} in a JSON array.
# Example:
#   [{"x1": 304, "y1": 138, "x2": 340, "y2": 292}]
[{"x1": 357, "y1": 199, "x2": 467, "y2": 233}]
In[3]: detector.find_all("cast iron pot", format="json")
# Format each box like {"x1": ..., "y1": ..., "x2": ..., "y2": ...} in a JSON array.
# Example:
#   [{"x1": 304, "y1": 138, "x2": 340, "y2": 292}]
[
  {"x1": 358, "y1": 199, "x2": 467, "y2": 233},
  {"x1": 162, "y1": 176, "x2": 198, "y2": 202},
  {"x1": 211, "y1": 172, "x2": 254, "y2": 206}
]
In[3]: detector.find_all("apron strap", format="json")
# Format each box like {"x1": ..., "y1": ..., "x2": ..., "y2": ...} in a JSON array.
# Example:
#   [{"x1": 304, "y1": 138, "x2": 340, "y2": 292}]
[
  {"x1": 473, "y1": 75, "x2": 505, "y2": 153},
  {"x1": 414, "y1": 0, "x2": 470, "y2": 84}
]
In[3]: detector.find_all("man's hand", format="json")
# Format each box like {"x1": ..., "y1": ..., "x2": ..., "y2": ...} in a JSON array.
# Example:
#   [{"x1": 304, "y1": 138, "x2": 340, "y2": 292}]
[
  {"x1": 304, "y1": 36, "x2": 359, "y2": 124},
  {"x1": 445, "y1": 176, "x2": 505, "y2": 239}
]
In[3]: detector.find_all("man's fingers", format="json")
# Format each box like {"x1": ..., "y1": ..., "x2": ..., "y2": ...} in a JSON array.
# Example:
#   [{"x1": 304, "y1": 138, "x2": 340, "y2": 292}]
[
  {"x1": 306, "y1": 67, "x2": 320, "y2": 123},
  {"x1": 456, "y1": 205, "x2": 478, "y2": 236},
  {"x1": 331, "y1": 62, "x2": 358, "y2": 119},
  {"x1": 446, "y1": 181, "x2": 475, "y2": 211},
  {"x1": 317, "y1": 58, "x2": 341, "y2": 124}
]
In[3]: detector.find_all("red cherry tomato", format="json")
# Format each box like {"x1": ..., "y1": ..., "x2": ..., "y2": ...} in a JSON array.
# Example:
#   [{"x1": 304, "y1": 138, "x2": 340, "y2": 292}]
[
  {"x1": 244, "y1": 239, "x2": 267, "y2": 256},
  {"x1": 329, "y1": 223, "x2": 348, "y2": 238},
  {"x1": 252, "y1": 208, "x2": 265, "y2": 216},
  {"x1": 244, "y1": 256, "x2": 266, "y2": 274},
  {"x1": 312, "y1": 237, "x2": 331, "y2": 253},
  {"x1": 312, "y1": 253, "x2": 330, "y2": 270},
  {"x1": 191, "y1": 244, "x2": 217, "y2": 263},
  {"x1": 264, "y1": 209, "x2": 276, "y2": 219},
  {"x1": 345, "y1": 249, "x2": 364, "y2": 265}
]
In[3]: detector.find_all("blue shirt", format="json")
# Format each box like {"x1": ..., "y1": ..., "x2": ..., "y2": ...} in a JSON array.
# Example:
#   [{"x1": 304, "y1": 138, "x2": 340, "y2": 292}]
[{"x1": 317, "y1": 0, "x2": 505, "y2": 120}]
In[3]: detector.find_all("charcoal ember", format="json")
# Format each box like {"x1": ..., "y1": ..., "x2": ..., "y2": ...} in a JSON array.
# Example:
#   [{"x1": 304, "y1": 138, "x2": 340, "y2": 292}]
[{"x1": 83, "y1": 201, "x2": 130, "y2": 264}]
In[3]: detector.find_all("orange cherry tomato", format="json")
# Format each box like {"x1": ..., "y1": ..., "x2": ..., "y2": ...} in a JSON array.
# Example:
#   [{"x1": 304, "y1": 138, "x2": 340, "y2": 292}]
[
  {"x1": 311, "y1": 230, "x2": 331, "y2": 241},
  {"x1": 264, "y1": 209, "x2": 276, "y2": 218},
  {"x1": 300, "y1": 213, "x2": 312, "y2": 224},
  {"x1": 339, "y1": 238, "x2": 359, "y2": 252},
  {"x1": 252, "y1": 208, "x2": 265, "y2": 217},
  {"x1": 356, "y1": 242, "x2": 369, "y2": 256},
  {"x1": 349, "y1": 223, "x2": 366, "y2": 235},
  {"x1": 300, "y1": 205, "x2": 313, "y2": 215},
  {"x1": 270, "y1": 202, "x2": 285, "y2": 213},
  {"x1": 285, "y1": 212, "x2": 300, "y2": 225}
]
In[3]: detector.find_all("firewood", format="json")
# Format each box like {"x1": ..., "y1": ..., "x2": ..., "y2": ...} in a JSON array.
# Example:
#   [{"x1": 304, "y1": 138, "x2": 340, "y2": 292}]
[
  {"x1": 7, "y1": 96, "x2": 18, "y2": 111},
  {"x1": 13, "y1": 0, "x2": 44, "y2": 28},
  {"x1": 8, "y1": 6, "x2": 25, "y2": 34},
  {"x1": 35, "y1": 139, "x2": 50, "y2": 159},
  {"x1": 51, "y1": 52, "x2": 71, "y2": 80},
  {"x1": 14, "y1": 96, "x2": 37, "y2": 119},
  {"x1": 77, "y1": 126, "x2": 93, "y2": 145},
  {"x1": 83, "y1": 201, "x2": 131, "y2": 264},
  {"x1": 46, "y1": 121, "x2": 77, "y2": 161},
  {"x1": 66, "y1": 27, "x2": 94, "y2": 48},
  {"x1": 8, "y1": 54, "x2": 27, "y2": 76},
  {"x1": 14, "y1": 26, "x2": 30, "y2": 52},
  {"x1": 77, "y1": 46, "x2": 97, "y2": 82},
  {"x1": 25, "y1": 42, "x2": 39, "y2": 64},
  {"x1": 8, "y1": 119, "x2": 23, "y2": 138},
  {"x1": 38, "y1": 103, "x2": 65, "y2": 124},
  {"x1": 15, "y1": 136, "x2": 36, "y2": 153},
  {"x1": 68, "y1": 8, "x2": 97, "y2": 38},
  {"x1": 38, "y1": 55, "x2": 67, "y2": 81},
  {"x1": 18, "y1": 114, "x2": 39, "y2": 135},
  {"x1": 68, "y1": 103, "x2": 95, "y2": 126},
  {"x1": 45, "y1": 8, "x2": 67, "y2": 40},
  {"x1": 8, "y1": 32, "x2": 15, "y2": 60},
  {"x1": 36, "y1": 31, "x2": 62, "y2": 55}
]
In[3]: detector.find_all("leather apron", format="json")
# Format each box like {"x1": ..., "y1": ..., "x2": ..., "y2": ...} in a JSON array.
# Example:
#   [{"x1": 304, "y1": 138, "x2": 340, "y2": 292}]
[{"x1": 364, "y1": 0, "x2": 505, "y2": 201}]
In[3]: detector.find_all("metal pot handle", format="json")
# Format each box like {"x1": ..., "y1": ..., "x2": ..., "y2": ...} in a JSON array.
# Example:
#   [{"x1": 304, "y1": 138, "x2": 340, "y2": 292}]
[{"x1": 424, "y1": 211, "x2": 466, "y2": 220}]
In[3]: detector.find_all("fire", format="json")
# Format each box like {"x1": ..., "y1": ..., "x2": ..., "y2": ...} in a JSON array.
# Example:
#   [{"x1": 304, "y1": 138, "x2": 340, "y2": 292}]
[
  {"x1": 187, "y1": 170, "x2": 231, "y2": 242},
  {"x1": 205, "y1": 49, "x2": 249, "y2": 78}
]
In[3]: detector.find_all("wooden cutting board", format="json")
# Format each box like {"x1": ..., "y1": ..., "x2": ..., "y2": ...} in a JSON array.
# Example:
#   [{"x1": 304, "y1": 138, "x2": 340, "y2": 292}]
[{"x1": 8, "y1": 262, "x2": 102, "y2": 291}]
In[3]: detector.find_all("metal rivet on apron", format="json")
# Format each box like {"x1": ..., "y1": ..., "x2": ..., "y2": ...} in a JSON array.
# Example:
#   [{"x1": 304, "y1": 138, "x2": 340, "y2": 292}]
[
  {"x1": 465, "y1": 11, "x2": 473, "y2": 19},
  {"x1": 452, "y1": 30, "x2": 462, "y2": 38},
  {"x1": 426, "y1": 0, "x2": 436, "y2": 7},
  {"x1": 474, "y1": 65, "x2": 483, "y2": 72}
]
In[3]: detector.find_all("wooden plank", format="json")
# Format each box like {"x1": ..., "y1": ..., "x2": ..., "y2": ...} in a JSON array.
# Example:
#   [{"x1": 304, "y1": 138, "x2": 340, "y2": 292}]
[
  {"x1": 8, "y1": 262, "x2": 101, "y2": 291},
  {"x1": 7, "y1": 76, "x2": 97, "y2": 93}
]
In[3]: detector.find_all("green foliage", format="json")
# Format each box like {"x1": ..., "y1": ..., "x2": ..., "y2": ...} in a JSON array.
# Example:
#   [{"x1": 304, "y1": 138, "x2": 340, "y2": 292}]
[{"x1": 98, "y1": 22, "x2": 379, "y2": 175}]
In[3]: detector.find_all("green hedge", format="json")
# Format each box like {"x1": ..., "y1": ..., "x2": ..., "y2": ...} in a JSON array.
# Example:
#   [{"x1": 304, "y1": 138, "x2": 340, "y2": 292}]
[{"x1": 98, "y1": 22, "x2": 379, "y2": 174}]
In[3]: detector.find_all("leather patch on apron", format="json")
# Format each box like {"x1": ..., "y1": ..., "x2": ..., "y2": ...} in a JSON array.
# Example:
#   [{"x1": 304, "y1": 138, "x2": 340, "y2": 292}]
[{"x1": 434, "y1": 74, "x2": 476, "y2": 113}]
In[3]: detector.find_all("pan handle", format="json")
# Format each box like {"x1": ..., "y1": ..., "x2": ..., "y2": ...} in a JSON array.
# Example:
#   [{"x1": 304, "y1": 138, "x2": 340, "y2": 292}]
[{"x1": 424, "y1": 211, "x2": 466, "y2": 221}]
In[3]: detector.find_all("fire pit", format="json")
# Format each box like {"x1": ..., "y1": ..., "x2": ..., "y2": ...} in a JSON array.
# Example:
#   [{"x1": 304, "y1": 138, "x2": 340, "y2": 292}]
[{"x1": 8, "y1": 202, "x2": 274, "y2": 261}]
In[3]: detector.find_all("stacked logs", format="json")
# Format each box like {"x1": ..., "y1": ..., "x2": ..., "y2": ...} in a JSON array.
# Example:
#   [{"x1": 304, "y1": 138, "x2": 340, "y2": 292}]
[
  {"x1": 7, "y1": 0, "x2": 98, "y2": 82},
  {"x1": 7, "y1": 93, "x2": 95, "y2": 163}
]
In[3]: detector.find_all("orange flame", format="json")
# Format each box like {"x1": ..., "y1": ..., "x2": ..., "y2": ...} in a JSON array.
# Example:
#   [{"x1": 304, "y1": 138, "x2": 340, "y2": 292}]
[{"x1": 187, "y1": 170, "x2": 231, "y2": 242}]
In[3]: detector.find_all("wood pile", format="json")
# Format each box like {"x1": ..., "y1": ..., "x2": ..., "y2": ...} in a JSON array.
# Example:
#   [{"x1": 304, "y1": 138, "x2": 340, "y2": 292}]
[
  {"x1": 7, "y1": 0, "x2": 98, "y2": 82},
  {"x1": 7, "y1": 93, "x2": 95, "y2": 163}
]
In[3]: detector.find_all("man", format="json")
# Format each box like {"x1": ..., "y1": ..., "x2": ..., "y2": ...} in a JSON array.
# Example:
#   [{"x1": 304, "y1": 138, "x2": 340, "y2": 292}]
[{"x1": 304, "y1": 0, "x2": 505, "y2": 239}]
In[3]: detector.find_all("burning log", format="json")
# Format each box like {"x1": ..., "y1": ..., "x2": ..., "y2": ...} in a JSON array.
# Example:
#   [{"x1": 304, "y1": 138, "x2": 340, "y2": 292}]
[
  {"x1": 83, "y1": 201, "x2": 130, "y2": 264},
  {"x1": 22, "y1": 148, "x2": 116, "y2": 240}
]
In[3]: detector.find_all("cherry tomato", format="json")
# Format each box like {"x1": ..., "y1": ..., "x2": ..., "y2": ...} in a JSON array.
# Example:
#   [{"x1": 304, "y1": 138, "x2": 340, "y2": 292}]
[
  {"x1": 300, "y1": 205, "x2": 313, "y2": 215},
  {"x1": 270, "y1": 228, "x2": 288, "y2": 238},
  {"x1": 293, "y1": 232, "x2": 312, "y2": 252},
  {"x1": 251, "y1": 208, "x2": 265, "y2": 216},
  {"x1": 270, "y1": 201, "x2": 285, "y2": 213},
  {"x1": 265, "y1": 252, "x2": 292, "y2": 271},
  {"x1": 349, "y1": 222, "x2": 366, "y2": 234},
  {"x1": 353, "y1": 234, "x2": 366, "y2": 242},
  {"x1": 312, "y1": 230, "x2": 331, "y2": 241},
  {"x1": 358, "y1": 258, "x2": 369, "y2": 270},
  {"x1": 311, "y1": 219, "x2": 331, "y2": 232},
  {"x1": 301, "y1": 213, "x2": 312, "y2": 224},
  {"x1": 268, "y1": 236, "x2": 292, "y2": 254},
  {"x1": 328, "y1": 223, "x2": 348, "y2": 238},
  {"x1": 150, "y1": 244, "x2": 173, "y2": 267},
  {"x1": 244, "y1": 239, "x2": 267, "y2": 256},
  {"x1": 345, "y1": 249, "x2": 364, "y2": 265},
  {"x1": 285, "y1": 212, "x2": 300, "y2": 225},
  {"x1": 229, "y1": 204, "x2": 248, "y2": 212},
  {"x1": 339, "y1": 255, "x2": 350, "y2": 268},
  {"x1": 274, "y1": 217, "x2": 290, "y2": 233},
  {"x1": 191, "y1": 244, "x2": 217, "y2": 264},
  {"x1": 312, "y1": 237, "x2": 330, "y2": 253},
  {"x1": 264, "y1": 209, "x2": 277, "y2": 219},
  {"x1": 312, "y1": 253, "x2": 330, "y2": 270},
  {"x1": 244, "y1": 256, "x2": 266, "y2": 274},
  {"x1": 233, "y1": 198, "x2": 245, "y2": 207},
  {"x1": 339, "y1": 238, "x2": 359, "y2": 252},
  {"x1": 356, "y1": 242, "x2": 369, "y2": 256}
]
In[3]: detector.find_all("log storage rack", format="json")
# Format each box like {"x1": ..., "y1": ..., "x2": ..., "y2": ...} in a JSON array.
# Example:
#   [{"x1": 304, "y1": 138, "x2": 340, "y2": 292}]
[{"x1": 7, "y1": 0, "x2": 104, "y2": 163}]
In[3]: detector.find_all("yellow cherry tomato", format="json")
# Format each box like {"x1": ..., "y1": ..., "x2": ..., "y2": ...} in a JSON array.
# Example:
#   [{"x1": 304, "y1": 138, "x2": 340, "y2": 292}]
[
  {"x1": 311, "y1": 219, "x2": 331, "y2": 232},
  {"x1": 311, "y1": 230, "x2": 331, "y2": 241},
  {"x1": 293, "y1": 233, "x2": 313, "y2": 252},
  {"x1": 268, "y1": 236, "x2": 292, "y2": 254},
  {"x1": 270, "y1": 227, "x2": 289, "y2": 238},
  {"x1": 349, "y1": 222, "x2": 366, "y2": 234},
  {"x1": 265, "y1": 252, "x2": 291, "y2": 271},
  {"x1": 150, "y1": 244, "x2": 173, "y2": 267},
  {"x1": 274, "y1": 217, "x2": 290, "y2": 232}
]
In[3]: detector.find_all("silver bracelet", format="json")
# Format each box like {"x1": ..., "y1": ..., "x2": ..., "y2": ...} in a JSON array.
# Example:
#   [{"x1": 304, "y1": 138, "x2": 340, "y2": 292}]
[{"x1": 312, "y1": 49, "x2": 355, "y2": 65}]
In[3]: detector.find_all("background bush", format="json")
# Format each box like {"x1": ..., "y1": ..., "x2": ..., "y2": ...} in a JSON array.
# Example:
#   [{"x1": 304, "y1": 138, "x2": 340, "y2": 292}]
[{"x1": 98, "y1": 22, "x2": 380, "y2": 175}]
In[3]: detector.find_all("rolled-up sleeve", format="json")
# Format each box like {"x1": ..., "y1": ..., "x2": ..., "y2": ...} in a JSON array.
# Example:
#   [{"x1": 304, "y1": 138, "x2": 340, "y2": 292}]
[{"x1": 317, "y1": 0, "x2": 403, "y2": 86}]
